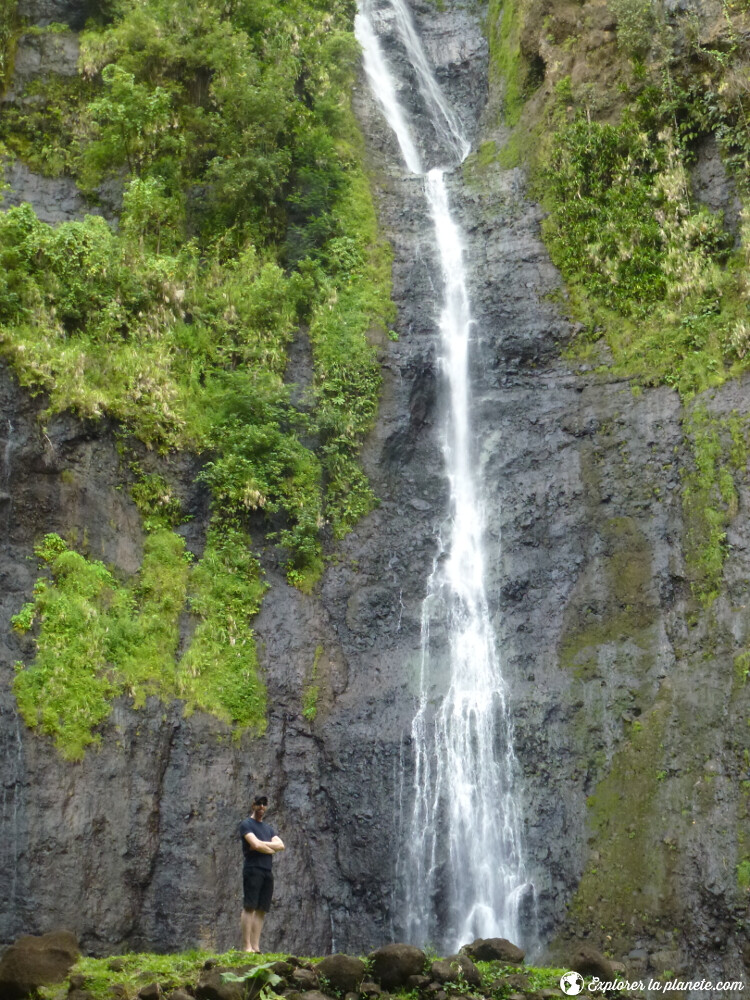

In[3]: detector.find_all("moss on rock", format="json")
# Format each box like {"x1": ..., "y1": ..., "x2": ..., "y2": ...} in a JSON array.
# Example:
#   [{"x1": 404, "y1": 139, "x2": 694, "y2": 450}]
[
  {"x1": 559, "y1": 516, "x2": 658, "y2": 678},
  {"x1": 565, "y1": 696, "x2": 675, "y2": 953}
]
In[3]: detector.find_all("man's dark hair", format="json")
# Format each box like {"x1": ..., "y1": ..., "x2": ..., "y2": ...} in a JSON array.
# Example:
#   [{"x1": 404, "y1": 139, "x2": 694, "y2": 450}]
[{"x1": 253, "y1": 795, "x2": 268, "y2": 806}]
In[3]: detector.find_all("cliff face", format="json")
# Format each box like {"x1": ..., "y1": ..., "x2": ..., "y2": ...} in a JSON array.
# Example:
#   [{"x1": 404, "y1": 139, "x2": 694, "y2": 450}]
[{"x1": 1, "y1": 0, "x2": 749, "y2": 984}]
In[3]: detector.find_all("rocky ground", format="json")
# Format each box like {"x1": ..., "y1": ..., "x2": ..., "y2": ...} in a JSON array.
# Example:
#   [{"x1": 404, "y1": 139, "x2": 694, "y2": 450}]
[{"x1": 0, "y1": 934, "x2": 675, "y2": 1000}]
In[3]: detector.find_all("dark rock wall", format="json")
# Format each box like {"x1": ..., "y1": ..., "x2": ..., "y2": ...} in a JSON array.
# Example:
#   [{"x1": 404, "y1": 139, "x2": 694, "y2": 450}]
[{"x1": 1, "y1": 0, "x2": 749, "y2": 984}]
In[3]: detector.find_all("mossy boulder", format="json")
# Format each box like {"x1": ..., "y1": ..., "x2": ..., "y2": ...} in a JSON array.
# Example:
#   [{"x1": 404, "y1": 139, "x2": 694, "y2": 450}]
[
  {"x1": 0, "y1": 930, "x2": 79, "y2": 999},
  {"x1": 316, "y1": 955, "x2": 366, "y2": 994},
  {"x1": 368, "y1": 944, "x2": 426, "y2": 990},
  {"x1": 462, "y1": 938, "x2": 525, "y2": 964}
]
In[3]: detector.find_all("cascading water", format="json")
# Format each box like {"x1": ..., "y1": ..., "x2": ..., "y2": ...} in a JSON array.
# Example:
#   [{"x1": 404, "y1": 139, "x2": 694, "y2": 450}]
[{"x1": 356, "y1": 0, "x2": 533, "y2": 951}]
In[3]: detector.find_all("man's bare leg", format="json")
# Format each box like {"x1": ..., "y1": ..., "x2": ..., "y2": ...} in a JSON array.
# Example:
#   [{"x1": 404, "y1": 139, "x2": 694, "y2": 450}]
[
  {"x1": 250, "y1": 909, "x2": 266, "y2": 952},
  {"x1": 247, "y1": 910, "x2": 260, "y2": 952},
  {"x1": 241, "y1": 908, "x2": 266, "y2": 952}
]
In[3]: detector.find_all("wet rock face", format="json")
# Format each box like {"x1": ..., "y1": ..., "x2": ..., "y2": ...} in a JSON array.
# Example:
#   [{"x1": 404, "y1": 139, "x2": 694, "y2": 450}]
[
  {"x1": 1, "y1": 1, "x2": 120, "y2": 224},
  {"x1": 459, "y1": 145, "x2": 750, "y2": 975},
  {"x1": 17, "y1": 0, "x2": 94, "y2": 29},
  {"x1": 359, "y1": 0, "x2": 487, "y2": 169},
  {"x1": 10, "y1": 29, "x2": 80, "y2": 82},
  {"x1": 690, "y1": 134, "x2": 744, "y2": 239},
  {"x1": 352, "y1": 0, "x2": 749, "y2": 980},
  {"x1": 1, "y1": 162, "x2": 107, "y2": 224}
]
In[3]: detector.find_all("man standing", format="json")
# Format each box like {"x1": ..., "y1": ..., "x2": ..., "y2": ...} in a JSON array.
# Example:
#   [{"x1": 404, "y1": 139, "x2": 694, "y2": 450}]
[{"x1": 239, "y1": 795, "x2": 285, "y2": 953}]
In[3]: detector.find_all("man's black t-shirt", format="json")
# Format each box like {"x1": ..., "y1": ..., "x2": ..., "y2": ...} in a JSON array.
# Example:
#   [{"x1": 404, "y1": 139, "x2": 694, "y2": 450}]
[{"x1": 240, "y1": 817, "x2": 277, "y2": 870}]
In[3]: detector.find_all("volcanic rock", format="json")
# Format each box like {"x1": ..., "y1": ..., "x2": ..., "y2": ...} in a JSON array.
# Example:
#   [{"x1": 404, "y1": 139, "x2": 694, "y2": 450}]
[
  {"x1": 570, "y1": 947, "x2": 613, "y2": 979},
  {"x1": 462, "y1": 938, "x2": 525, "y2": 964},
  {"x1": 317, "y1": 955, "x2": 366, "y2": 993},
  {"x1": 369, "y1": 945, "x2": 426, "y2": 989},
  {"x1": 429, "y1": 956, "x2": 481, "y2": 988},
  {"x1": 0, "y1": 930, "x2": 79, "y2": 999}
]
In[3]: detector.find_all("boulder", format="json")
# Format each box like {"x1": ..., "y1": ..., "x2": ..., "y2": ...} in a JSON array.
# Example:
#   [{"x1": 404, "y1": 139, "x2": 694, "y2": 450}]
[
  {"x1": 270, "y1": 962, "x2": 295, "y2": 979},
  {"x1": 138, "y1": 985, "x2": 162, "y2": 1000},
  {"x1": 297, "y1": 991, "x2": 331, "y2": 1000},
  {"x1": 369, "y1": 944, "x2": 426, "y2": 990},
  {"x1": 360, "y1": 982, "x2": 381, "y2": 997},
  {"x1": 317, "y1": 955, "x2": 366, "y2": 994},
  {"x1": 291, "y1": 969, "x2": 319, "y2": 991},
  {"x1": 167, "y1": 992, "x2": 195, "y2": 1000},
  {"x1": 570, "y1": 947, "x2": 613, "y2": 979},
  {"x1": 405, "y1": 975, "x2": 430, "y2": 991},
  {"x1": 0, "y1": 930, "x2": 80, "y2": 999},
  {"x1": 429, "y1": 957, "x2": 480, "y2": 988},
  {"x1": 461, "y1": 938, "x2": 525, "y2": 964},
  {"x1": 195, "y1": 967, "x2": 252, "y2": 1000}
]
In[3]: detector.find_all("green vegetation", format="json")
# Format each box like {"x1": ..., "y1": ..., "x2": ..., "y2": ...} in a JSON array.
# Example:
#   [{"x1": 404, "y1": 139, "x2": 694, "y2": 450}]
[
  {"x1": 559, "y1": 516, "x2": 657, "y2": 676},
  {"x1": 3, "y1": 0, "x2": 395, "y2": 748},
  {"x1": 487, "y1": 0, "x2": 539, "y2": 126},
  {"x1": 735, "y1": 650, "x2": 750, "y2": 685},
  {"x1": 12, "y1": 532, "x2": 185, "y2": 759},
  {"x1": 37, "y1": 951, "x2": 574, "y2": 1000},
  {"x1": 568, "y1": 699, "x2": 675, "y2": 952},
  {"x1": 12, "y1": 530, "x2": 266, "y2": 759},
  {"x1": 302, "y1": 644, "x2": 324, "y2": 721},
  {"x1": 486, "y1": 0, "x2": 750, "y2": 619},
  {"x1": 681, "y1": 408, "x2": 746, "y2": 604},
  {"x1": 302, "y1": 685, "x2": 319, "y2": 721},
  {"x1": 487, "y1": 0, "x2": 523, "y2": 125},
  {"x1": 39, "y1": 951, "x2": 295, "y2": 1000},
  {"x1": 222, "y1": 960, "x2": 284, "y2": 999},
  {"x1": 0, "y1": 73, "x2": 95, "y2": 176},
  {"x1": 487, "y1": 0, "x2": 750, "y2": 399},
  {"x1": 737, "y1": 858, "x2": 750, "y2": 889},
  {"x1": 0, "y1": 0, "x2": 17, "y2": 92},
  {"x1": 609, "y1": 0, "x2": 654, "y2": 56},
  {"x1": 541, "y1": 111, "x2": 745, "y2": 397},
  {"x1": 178, "y1": 525, "x2": 267, "y2": 730},
  {"x1": 463, "y1": 140, "x2": 499, "y2": 186},
  {"x1": 1, "y1": 0, "x2": 392, "y2": 581}
]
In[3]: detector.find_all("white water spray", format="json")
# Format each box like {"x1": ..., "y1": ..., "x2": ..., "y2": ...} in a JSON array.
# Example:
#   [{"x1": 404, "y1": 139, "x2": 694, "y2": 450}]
[{"x1": 356, "y1": 0, "x2": 532, "y2": 951}]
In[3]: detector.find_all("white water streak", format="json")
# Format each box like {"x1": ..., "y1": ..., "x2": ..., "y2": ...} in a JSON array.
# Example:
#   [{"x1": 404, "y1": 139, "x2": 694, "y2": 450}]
[
  {"x1": 388, "y1": 0, "x2": 470, "y2": 164},
  {"x1": 356, "y1": 0, "x2": 531, "y2": 951},
  {"x1": 355, "y1": 10, "x2": 422, "y2": 174}
]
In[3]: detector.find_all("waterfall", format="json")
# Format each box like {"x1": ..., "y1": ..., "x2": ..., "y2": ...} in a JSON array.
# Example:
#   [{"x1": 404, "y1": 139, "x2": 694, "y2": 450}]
[{"x1": 355, "y1": 0, "x2": 533, "y2": 951}]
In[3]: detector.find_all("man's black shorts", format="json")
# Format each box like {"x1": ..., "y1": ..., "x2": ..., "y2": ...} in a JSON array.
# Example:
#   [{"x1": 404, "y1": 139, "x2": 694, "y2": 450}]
[{"x1": 243, "y1": 867, "x2": 274, "y2": 912}]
